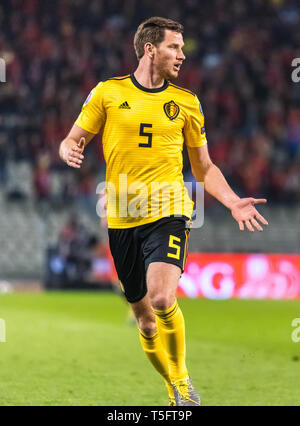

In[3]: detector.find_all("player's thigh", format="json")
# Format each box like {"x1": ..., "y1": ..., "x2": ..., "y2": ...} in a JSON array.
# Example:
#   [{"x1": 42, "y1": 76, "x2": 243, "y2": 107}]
[
  {"x1": 143, "y1": 218, "x2": 190, "y2": 309},
  {"x1": 108, "y1": 227, "x2": 147, "y2": 303},
  {"x1": 146, "y1": 262, "x2": 181, "y2": 309}
]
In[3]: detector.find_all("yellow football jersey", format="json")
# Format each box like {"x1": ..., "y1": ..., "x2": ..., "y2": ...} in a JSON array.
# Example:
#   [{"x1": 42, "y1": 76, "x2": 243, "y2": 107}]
[{"x1": 75, "y1": 74, "x2": 207, "y2": 228}]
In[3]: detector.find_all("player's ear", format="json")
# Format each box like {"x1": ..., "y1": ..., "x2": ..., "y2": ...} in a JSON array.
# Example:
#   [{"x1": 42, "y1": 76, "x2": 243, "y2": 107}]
[{"x1": 144, "y1": 42, "x2": 154, "y2": 59}]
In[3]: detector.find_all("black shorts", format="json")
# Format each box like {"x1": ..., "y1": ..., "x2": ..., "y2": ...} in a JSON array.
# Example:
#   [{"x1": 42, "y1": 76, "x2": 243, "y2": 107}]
[{"x1": 108, "y1": 216, "x2": 191, "y2": 303}]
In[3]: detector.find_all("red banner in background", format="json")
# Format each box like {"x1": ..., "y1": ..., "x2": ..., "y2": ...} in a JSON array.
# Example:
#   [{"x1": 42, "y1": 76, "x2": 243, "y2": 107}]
[{"x1": 178, "y1": 253, "x2": 300, "y2": 299}]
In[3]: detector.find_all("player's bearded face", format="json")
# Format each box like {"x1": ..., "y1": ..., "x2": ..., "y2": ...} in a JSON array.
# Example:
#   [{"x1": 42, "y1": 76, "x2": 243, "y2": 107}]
[{"x1": 154, "y1": 30, "x2": 185, "y2": 80}]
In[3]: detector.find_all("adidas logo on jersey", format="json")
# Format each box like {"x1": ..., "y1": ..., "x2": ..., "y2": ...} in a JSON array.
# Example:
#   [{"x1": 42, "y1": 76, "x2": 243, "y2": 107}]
[{"x1": 119, "y1": 101, "x2": 131, "y2": 109}]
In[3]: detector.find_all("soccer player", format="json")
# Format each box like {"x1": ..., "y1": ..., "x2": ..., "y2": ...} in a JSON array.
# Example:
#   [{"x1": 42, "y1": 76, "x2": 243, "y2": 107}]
[{"x1": 59, "y1": 17, "x2": 268, "y2": 406}]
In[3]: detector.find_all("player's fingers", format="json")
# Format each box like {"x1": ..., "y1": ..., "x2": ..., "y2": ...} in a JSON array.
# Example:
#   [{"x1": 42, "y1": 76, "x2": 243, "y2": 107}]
[
  {"x1": 252, "y1": 198, "x2": 267, "y2": 204},
  {"x1": 255, "y1": 211, "x2": 268, "y2": 225},
  {"x1": 71, "y1": 145, "x2": 84, "y2": 155},
  {"x1": 239, "y1": 221, "x2": 244, "y2": 231},
  {"x1": 67, "y1": 157, "x2": 80, "y2": 166},
  {"x1": 245, "y1": 220, "x2": 254, "y2": 232},
  {"x1": 78, "y1": 137, "x2": 86, "y2": 150},
  {"x1": 68, "y1": 154, "x2": 82, "y2": 165},
  {"x1": 67, "y1": 159, "x2": 81, "y2": 168},
  {"x1": 250, "y1": 217, "x2": 263, "y2": 232},
  {"x1": 70, "y1": 157, "x2": 82, "y2": 164},
  {"x1": 70, "y1": 150, "x2": 84, "y2": 160}
]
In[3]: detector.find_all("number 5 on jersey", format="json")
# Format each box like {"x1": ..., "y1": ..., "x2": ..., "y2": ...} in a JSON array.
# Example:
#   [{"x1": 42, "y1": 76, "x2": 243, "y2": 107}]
[{"x1": 139, "y1": 123, "x2": 152, "y2": 148}]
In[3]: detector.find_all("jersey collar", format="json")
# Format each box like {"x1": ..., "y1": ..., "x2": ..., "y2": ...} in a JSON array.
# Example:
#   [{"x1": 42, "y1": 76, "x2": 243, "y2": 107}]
[{"x1": 130, "y1": 73, "x2": 169, "y2": 93}]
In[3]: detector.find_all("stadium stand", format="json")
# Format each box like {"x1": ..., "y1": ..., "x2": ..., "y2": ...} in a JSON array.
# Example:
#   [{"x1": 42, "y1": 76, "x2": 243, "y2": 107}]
[{"x1": 0, "y1": 0, "x2": 299, "y2": 279}]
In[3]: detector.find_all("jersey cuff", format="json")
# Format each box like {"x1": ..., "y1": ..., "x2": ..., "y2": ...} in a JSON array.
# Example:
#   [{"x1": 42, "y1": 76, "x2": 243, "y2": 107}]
[
  {"x1": 185, "y1": 139, "x2": 207, "y2": 148},
  {"x1": 75, "y1": 120, "x2": 99, "y2": 135}
]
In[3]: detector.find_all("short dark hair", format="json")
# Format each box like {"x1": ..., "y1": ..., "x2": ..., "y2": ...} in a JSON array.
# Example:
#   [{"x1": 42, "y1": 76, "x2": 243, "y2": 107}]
[{"x1": 134, "y1": 17, "x2": 184, "y2": 61}]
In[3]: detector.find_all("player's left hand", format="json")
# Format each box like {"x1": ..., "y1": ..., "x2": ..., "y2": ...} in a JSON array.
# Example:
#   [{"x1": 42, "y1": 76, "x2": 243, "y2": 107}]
[{"x1": 230, "y1": 198, "x2": 269, "y2": 232}]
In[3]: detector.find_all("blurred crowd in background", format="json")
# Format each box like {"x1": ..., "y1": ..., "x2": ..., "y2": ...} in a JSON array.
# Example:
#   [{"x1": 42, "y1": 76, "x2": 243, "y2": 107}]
[
  {"x1": 0, "y1": 0, "x2": 300, "y2": 209},
  {"x1": 45, "y1": 214, "x2": 118, "y2": 289}
]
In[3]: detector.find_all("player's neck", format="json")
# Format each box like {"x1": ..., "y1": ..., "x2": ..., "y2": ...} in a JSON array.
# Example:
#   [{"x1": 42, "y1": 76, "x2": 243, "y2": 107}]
[{"x1": 134, "y1": 62, "x2": 166, "y2": 90}]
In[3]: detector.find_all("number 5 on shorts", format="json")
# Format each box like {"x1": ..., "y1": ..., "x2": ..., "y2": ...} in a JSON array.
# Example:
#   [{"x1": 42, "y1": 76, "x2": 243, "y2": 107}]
[{"x1": 167, "y1": 235, "x2": 181, "y2": 260}]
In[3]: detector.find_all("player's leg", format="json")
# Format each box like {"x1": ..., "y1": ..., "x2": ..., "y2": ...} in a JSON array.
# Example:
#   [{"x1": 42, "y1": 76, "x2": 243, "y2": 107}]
[
  {"x1": 147, "y1": 262, "x2": 188, "y2": 382},
  {"x1": 142, "y1": 219, "x2": 189, "y2": 384},
  {"x1": 108, "y1": 226, "x2": 174, "y2": 404},
  {"x1": 130, "y1": 292, "x2": 156, "y2": 337},
  {"x1": 141, "y1": 217, "x2": 200, "y2": 406},
  {"x1": 147, "y1": 261, "x2": 200, "y2": 406},
  {"x1": 130, "y1": 294, "x2": 175, "y2": 405}
]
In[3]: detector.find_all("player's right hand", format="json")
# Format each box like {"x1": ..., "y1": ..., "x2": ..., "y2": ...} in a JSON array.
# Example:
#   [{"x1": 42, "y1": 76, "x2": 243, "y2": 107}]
[
  {"x1": 231, "y1": 197, "x2": 268, "y2": 232},
  {"x1": 63, "y1": 137, "x2": 85, "y2": 169}
]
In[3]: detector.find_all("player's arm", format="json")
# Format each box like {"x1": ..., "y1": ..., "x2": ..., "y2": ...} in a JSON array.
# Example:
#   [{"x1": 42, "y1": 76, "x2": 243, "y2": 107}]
[
  {"x1": 59, "y1": 124, "x2": 95, "y2": 169},
  {"x1": 187, "y1": 144, "x2": 269, "y2": 232},
  {"x1": 59, "y1": 81, "x2": 106, "y2": 168}
]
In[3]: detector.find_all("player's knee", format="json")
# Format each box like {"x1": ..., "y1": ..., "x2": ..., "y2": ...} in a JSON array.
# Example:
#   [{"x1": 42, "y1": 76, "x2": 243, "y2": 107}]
[
  {"x1": 139, "y1": 320, "x2": 157, "y2": 337},
  {"x1": 141, "y1": 327, "x2": 157, "y2": 338},
  {"x1": 151, "y1": 294, "x2": 174, "y2": 311}
]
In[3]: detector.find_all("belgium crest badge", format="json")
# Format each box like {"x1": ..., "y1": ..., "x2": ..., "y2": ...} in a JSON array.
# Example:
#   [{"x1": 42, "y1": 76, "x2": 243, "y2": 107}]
[{"x1": 163, "y1": 100, "x2": 180, "y2": 120}]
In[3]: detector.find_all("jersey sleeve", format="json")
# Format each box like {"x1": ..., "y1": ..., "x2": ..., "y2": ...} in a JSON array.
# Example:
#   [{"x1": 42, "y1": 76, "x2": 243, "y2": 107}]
[
  {"x1": 75, "y1": 82, "x2": 106, "y2": 134},
  {"x1": 183, "y1": 95, "x2": 207, "y2": 147}
]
